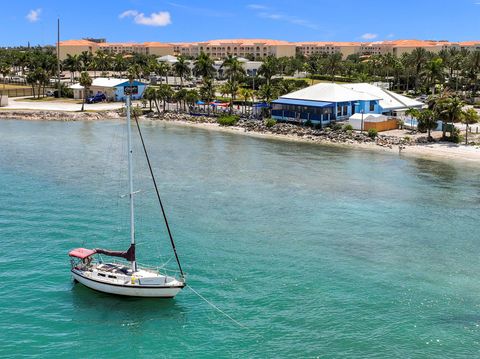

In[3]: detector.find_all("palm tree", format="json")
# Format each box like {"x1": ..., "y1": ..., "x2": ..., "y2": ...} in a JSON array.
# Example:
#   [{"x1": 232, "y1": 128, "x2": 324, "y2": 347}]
[
  {"x1": 113, "y1": 54, "x2": 127, "y2": 76},
  {"x1": 155, "y1": 62, "x2": 170, "y2": 85},
  {"x1": 199, "y1": 78, "x2": 215, "y2": 115},
  {"x1": 93, "y1": 51, "x2": 111, "y2": 73},
  {"x1": 193, "y1": 51, "x2": 216, "y2": 80},
  {"x1": 465, "y1": 50, "x2": 480, "y2": 99},
  {"x1": 258, "y1": 83, "x2": 278, "y2": 104},
  {"x1": 258, "y1": 56, "x2": 279, "y2": 85},
  {"x1": 405, "y1": 108, "x2": 420, "y2": 130},
  {"x1": 79, "y1": 71, "x2": 92, "y2": 111},
  {"x1": 409, "y1": 47, "x2": 429, "y2": 92},
  {"x1": 175, "y1": 88, "x2": 189, "y2": 111},
  {"x1": 127, "y1": 64, "x2": 141, "y2": 82},
  {"x1": 0, "y1": 61, "x2": 9, "y2": 105},
  {"x1": 434, "y1": 96, "x2": 464, "y2": 140},
  {"x1": 461, "y1": 108, "x2": 479, "y2": 144},
  {"x1": 186, "y1": 89, "x2": 199, "y2": 110},
  {"x1": 143, "y1": 86, "x2": 156, "y2": 111},
  {"x1": 173, "y1": 56, "x2": 191, "y2": 89},
  {"x1": 221, "y1": 55, "x2": 245, "y2": 113},
  {"x1": 79, "y1": 51, "x2": 93, "y2": 72},
  {"x1": 423, "y1": 57, "x2": 444, "y2": 94},
  {"x1": 63, "y1": 54, "x2": 81, "y2": 82},
  {"x1": 417, "y1": 109, "x2": 437, "y2": 140},
  {"x1": 0, "y1": 61, "x2": 10, "y2": 88},
  {"x1": 325, "y1": 53, "x2": 343, "y2": 81},
  {"x1": 238, "y1": 87, "x2": 254, "y2": 115},
  {"x1": 156, "y1": 84, "x2": 173, "y2": 112}
]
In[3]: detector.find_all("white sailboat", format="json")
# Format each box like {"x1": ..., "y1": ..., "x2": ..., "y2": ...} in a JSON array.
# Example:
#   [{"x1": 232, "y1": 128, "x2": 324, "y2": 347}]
[{"x1": 68, "y1": 95, "x2": 185, "y2": 298}]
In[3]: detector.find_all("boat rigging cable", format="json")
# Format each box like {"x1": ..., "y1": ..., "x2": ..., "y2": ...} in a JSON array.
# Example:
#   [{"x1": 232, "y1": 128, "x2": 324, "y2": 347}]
[
  {"x1": 133, "y1": 113, "x2": 184, "y2": 278},
  {"x1": 133, "y1": 114, "x2": 256, "y2": 333}
]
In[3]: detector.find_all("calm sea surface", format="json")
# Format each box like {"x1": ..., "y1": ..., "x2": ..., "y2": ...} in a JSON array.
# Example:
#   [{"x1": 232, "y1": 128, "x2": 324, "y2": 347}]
[{"x1": 1, "y1": 119, "x2": 480, "y2": 358}]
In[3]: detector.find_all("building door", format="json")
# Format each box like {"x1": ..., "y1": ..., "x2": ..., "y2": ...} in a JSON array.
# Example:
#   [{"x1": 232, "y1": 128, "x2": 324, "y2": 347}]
[{"x1": 351, "y1": 102, "x2": 356, "y2": 115}]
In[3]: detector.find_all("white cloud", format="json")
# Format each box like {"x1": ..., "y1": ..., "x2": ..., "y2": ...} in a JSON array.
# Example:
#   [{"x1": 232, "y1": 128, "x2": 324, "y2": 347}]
[
  {"x1": 386, "y1": 33, "x2": 395, "y2": 39},
  {"x1": 258, "y1": 12, "x2": 318, "y2": 29},
  {"x1": 26, "y1": 8, "x2": 41, "y2": 22},
  {"x1": 247, "y1": 4, "x2": 268, "y2": 9},
  {"x1": 119, "y1": 10, "x2": 171, "y2": 27},
  {"x1": 361, "y1": 33, "x2": 378, "y2": 40}
]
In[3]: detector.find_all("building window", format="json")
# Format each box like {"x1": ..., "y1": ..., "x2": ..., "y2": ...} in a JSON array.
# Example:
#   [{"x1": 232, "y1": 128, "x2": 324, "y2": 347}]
[{"x1": 369, "y1": 101, "x2": 375, "y2": 112}]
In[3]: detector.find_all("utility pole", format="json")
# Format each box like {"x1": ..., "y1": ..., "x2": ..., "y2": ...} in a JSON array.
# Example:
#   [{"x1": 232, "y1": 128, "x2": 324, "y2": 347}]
[{"x1": 57, "y1": 18, "x2": 61, "y2": 98}]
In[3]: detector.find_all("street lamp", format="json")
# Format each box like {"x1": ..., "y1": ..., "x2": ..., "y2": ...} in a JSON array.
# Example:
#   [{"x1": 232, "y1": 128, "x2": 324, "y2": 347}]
[{"x1": 361, "y1": 109, "x2": 364, "y2": 133}]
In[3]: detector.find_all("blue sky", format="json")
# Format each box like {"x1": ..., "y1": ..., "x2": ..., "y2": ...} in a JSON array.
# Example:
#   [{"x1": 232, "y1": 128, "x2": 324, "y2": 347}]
[{"x1": 1, "y1": 0, "x2": 480, "y2": 46}]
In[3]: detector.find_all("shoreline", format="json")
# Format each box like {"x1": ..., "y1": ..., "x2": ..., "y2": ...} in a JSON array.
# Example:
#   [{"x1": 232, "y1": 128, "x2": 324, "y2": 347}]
[
  {"x1": 151, "y1": 119, "x2": 480, "y2": 164},
  {"x1": 1, "y1": 109, "x2": 480, "y2": 164}
]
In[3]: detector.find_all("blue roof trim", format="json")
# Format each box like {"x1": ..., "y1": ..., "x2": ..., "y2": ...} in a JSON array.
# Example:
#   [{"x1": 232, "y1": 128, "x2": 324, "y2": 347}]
[
  {"x1": 272, "y1": 98, "x2": 334, "y2": 107},
  {"x1": 117, "y1": 80, "x2": 147, "y2": 87}
]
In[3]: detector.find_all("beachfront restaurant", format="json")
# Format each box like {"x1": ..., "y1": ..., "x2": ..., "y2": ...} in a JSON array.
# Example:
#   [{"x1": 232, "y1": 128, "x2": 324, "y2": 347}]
[
  {"x1": 272, "y1": 83, "x2": 381, "y2": 126},
  {"x1": 271, "y1": 98, "x2": 335, "y2": 126}
]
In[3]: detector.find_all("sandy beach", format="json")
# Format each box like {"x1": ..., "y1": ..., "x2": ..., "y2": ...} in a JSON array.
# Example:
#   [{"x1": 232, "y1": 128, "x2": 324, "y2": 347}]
[{"x1": 145, "y1": 118, "x2": 480, "y2": 165}]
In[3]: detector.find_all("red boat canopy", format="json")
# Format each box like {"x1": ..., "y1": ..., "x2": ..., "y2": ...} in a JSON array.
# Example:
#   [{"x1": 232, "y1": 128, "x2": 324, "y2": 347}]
[{"x1": 69, "y1": 248, "x2": 96, "y2": 259}]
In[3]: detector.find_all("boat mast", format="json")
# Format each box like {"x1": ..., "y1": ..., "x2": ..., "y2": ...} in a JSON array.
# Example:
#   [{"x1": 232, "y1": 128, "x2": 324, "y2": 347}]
[{"x1": 126, "y1": 95, "x2": 137, "y2": 272}]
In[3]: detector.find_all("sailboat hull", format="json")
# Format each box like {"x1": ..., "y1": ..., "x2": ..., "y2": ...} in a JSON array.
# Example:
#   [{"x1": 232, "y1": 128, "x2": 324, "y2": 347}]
[{"x1": 72, "y1": 270, "x2": 184, "y2": 298}]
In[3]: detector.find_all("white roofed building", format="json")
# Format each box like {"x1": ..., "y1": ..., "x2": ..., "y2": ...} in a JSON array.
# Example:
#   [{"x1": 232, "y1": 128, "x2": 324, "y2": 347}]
[
  {"x1": 272, "y1": 82, "x2": 423, "y2": 127},
  {"x1": 69, "y1": 78, "x2": 148, "y2": 101}
]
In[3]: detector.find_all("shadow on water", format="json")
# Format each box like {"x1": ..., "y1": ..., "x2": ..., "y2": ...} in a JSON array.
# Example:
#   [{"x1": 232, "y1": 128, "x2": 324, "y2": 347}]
[
  {"x1": 437, "y1": 314, "x2": 480, "y2": 327},
  {"x1": 70, "y1": 281, "x2": 188, "y2": 326},
  {"x1": 410, "y1": 157, "x2": 459, "y2": 188}
]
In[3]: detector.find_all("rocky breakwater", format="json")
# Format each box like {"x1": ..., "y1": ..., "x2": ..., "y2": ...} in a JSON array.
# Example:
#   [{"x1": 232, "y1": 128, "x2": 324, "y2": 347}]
[
  {"x1": 151, "y1": 113, "x2": 413, "y2": 149},
  {"x1": 237, "y1": 119, "x2": 408, "y2": 148},
  {"x1": 0, "y1": 110, "x2": 122, "y2": 121}
]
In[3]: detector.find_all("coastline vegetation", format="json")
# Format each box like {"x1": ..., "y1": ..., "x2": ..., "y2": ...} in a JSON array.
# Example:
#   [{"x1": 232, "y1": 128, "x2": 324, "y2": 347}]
[
  {"x1": 217, "y1": 115, "x2": 239, "y2": 126},
  {"x1": 1, "y1": 45, "x2": 479, "y2": 146}
]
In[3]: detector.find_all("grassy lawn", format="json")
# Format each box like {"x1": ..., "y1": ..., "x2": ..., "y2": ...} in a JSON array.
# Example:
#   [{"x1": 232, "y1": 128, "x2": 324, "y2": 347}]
[{"x1": 20, "y1": 97, "x2": 82, "y2": 104}]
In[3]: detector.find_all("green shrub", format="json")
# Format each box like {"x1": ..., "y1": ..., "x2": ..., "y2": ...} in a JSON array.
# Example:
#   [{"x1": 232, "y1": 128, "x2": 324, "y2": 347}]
[
  {"x1": 265, "y1": 118, "x2": 277, "y2": 128},
  {"x1": 309, "y1": 74, "x2": 354, "y2": 83},
  {"x1": 331, "y1": 122, "x2": 342, "y2": 131},
  {"x1": 305, "y1": 119, "x2": 313, "y2": 127},
  {"x1": 217, "y1": 115, "x2": 239, "y2": 126},
  {"x1": 343, "y1": 124, "x2": 353, "y2": 132},
  {"x1": 368, "y1": 128, "x2": 378, "y2": 139},
  {"x1": 450, "y1": 128, "x2": 461, "y2": 143}
]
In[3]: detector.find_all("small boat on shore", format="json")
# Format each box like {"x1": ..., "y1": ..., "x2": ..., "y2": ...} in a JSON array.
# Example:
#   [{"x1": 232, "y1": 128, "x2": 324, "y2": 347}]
[{"x1": 69, "y1": 94, "x2": 186, "y2": 298}]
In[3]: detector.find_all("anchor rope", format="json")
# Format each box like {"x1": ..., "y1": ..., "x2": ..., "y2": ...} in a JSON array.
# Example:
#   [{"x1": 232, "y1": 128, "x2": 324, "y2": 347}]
[{"x1": 187, "y1": 284, "x2": 259, "y2": 335}]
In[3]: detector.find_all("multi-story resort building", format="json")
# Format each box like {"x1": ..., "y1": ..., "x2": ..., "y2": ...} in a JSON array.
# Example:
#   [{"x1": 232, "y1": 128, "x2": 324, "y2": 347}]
[
  {"x1": 59, "y1": 38, "x2": 480, "y2": 60},
  {"x1": 58, "y1": 39, "x2": 174, "y2": 60},
  {"x1": 172, "y1": 39, "x2": 296, "y2": 59}
]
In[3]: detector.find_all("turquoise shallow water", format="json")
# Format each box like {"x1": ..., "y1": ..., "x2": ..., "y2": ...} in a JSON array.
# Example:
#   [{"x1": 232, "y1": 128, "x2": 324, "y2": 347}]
[{"x1": 1, "y1": 119, "x2": 480, "y2": 358}]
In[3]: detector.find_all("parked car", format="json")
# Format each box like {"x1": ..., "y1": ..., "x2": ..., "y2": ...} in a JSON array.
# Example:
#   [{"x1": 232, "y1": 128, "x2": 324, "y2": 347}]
[
  {"x1": 86, "y1": 93, "x2": 106, "y2": 104},
  {"x1": 45, "y1": 90, "x2": 55, "y2": 97}
]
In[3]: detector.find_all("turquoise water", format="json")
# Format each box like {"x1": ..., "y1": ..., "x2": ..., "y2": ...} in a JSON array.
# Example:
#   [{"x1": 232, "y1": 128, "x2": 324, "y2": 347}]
[{"x1": 1, "y1": 119, "x2": 480, "y2": 358}]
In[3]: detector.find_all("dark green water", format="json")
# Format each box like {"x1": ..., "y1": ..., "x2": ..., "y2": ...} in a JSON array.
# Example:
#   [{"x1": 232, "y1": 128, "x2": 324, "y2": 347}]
[{"x1": 1, "y1": 119, "x2": 480, "y2": 358}]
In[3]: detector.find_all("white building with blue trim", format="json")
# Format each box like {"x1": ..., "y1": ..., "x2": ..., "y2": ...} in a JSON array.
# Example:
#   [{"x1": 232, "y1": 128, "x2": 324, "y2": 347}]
[
  {"x1": 70, "y1": 78, "x2": 148, "y2": 102},
  {"x1": 272, "y1": 83, "x2": 423, "y2": 127}
]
